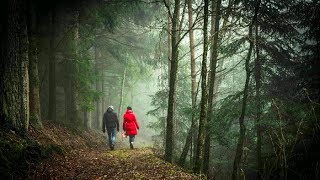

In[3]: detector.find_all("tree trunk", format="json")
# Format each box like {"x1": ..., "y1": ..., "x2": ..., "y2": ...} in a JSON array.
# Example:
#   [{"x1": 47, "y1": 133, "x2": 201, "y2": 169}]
[
  {"x1": 203, "y1": 0, "x2": 221, "y2": 175},
  {"x1": 83, "y1": 109, "x2": 89, "y2": 129},
  {"x1": 28, "y1": 0, "x2": 42, "y2": 128},
  {"x1": 48, "y1": 8, "x2": 56, "y2": 122},
  {"x1": 179, "y1": 0, "x2": 197, "y2": 167},
  {"x1": 0, "y1": 0, "x2": 29, "y2": 133},
  {"x1": 254, "y1": 24, "x2": 263, "y2": 177},
  {"x1": 211, "y1": 0, "x2": 235, "y2": 102},
  {"x1": 65, "y1": 7, "x2": 79, "y2": 125},
  {"x1": 167, "y1": 0, "x2": 172, "y2": 77},
  {"x1": 232, "y1": 1, "x2": 260, "y2": 179},
  {"x1": 94, "y1": 45, "x2": 102, "y2": 129},
  {"x1": 194, "y1": 0, "x2": 209, "y2": 173},
  {"x1": 118, "y1": 66, "x2": 127, "y2": 118},
  {"x1": 232, "y1": 43, "x2": 251, "y2": 180},
  {"x1": 165, "y1": 0, "x2": 180, "y2": 163},
  {"x1": 101, "y1": 72, "x2": 105, "y2": 112}
]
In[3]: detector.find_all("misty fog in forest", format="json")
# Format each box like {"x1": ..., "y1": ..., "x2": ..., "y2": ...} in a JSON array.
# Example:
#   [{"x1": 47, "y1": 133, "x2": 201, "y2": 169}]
[{"x1": 0, "y1": 0, "x2": 319, "y2": 179}]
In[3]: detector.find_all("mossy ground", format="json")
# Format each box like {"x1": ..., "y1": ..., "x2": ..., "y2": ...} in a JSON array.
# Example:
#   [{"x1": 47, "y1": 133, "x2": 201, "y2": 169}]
[{"x1": 0, "y1": 126, "x2": 62, "y2": 179}]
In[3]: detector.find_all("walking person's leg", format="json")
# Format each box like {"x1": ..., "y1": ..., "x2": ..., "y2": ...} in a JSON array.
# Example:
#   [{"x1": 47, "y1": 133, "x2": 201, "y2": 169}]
[
  {"x1": 107, "y1": 130, "x2": 112, "y2": 149},
  {"x1": 110, "y1": 128, "x2": 116, "y2": 150},
  {"x1": 129, "y1": 135, "x2": 135, "y2": 149}
]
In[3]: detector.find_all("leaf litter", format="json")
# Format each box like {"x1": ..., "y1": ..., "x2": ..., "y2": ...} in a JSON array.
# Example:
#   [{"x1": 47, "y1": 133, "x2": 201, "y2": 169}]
[{"x1": 27, "y1": 121, "x2": 203, "y2": 179}]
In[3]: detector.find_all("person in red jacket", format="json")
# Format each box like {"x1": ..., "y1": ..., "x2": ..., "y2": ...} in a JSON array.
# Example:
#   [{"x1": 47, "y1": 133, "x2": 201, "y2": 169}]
[{"x1": 123, "y1": 106, "x2": 140, "y2": 149}]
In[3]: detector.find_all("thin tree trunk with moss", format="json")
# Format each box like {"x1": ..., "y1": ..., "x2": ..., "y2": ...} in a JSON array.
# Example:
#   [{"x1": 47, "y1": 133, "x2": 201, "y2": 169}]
[
  {"x1": 232, "y1": 1, "x2": 261, "y2": 179},
  {"x1": 118, "y1": 66, "x2": 127, "y2": 117},
  {"x1": 179, "y1": 0, "x2": 197, "y2": 167},
  {"x1": 28, "y1": 0, "x2": 42, "y2": 128},
  {"x1": 203, "y1": 0, "x2": 221, "y2": 175},
  {"x1": 254, "y1": 24, "x2": 263, "y2": 178},
  {"x1": 165, "y1": 0, "x2": 172, "y2": 155},
  {"x1": 194, "y1": 0, "x2": 209, "y2": 173},
  {"x1": 165, "y1": 0, "x2": 180, "y2": 163}
]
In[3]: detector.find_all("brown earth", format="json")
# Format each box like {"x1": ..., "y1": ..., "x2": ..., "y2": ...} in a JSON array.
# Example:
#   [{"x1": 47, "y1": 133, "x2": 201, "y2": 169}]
[{"x1": 26, "y1": 121, "x2": 203, "y2": 179}]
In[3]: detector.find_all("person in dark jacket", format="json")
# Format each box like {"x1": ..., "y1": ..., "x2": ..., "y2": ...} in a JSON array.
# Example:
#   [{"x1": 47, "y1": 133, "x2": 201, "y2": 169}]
[
  {"x1": 123, "y1": 106, "x2": 140, "y2": 149},
  {"x1": 102, "y1": 106, "x2": 119, "y2": 150}
]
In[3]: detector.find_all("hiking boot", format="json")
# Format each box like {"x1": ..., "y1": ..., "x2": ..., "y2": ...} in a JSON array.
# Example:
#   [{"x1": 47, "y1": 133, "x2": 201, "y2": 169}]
[
  {"x1": 110, "y1": 144, "x2": 114, "y2": 150},
  {"x1": 130, "y1": 142, "x2": 134, "y2": 149}
]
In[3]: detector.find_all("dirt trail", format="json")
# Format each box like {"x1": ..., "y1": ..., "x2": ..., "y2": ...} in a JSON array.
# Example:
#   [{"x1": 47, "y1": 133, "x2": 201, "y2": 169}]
[{"x1": 27, "y1": 122, "x2": 200, "y2": 179}]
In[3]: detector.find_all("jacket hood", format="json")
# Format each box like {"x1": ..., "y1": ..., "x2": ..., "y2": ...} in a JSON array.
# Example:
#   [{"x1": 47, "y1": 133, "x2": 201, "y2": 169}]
[
  {"x1": 126, "y1": 110, "x2": 133, "y2": 114},
  {"x1": 107, "y1": 107, "x2": 113, "y2": 112}
]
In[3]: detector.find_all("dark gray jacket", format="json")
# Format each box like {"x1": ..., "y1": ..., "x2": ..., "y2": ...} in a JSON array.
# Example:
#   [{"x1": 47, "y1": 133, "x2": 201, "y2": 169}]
[{"x1": 102, "y1": 107, "x2": 119, "y2": 132}]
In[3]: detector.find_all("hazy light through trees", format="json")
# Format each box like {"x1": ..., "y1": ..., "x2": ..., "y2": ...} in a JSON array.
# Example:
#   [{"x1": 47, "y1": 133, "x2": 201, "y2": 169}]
[{"x1": 0, "y1": 0, "x2": 319, "y2": 179}]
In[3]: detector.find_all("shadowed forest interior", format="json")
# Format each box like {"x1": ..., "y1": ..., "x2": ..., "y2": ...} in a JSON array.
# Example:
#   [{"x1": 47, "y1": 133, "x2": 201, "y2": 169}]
[{"x1": 0, "y1": 0, "x2": 319, "y2": 179}]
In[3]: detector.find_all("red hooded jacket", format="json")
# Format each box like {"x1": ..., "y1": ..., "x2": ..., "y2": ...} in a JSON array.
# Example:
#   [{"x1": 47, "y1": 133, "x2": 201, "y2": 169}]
[{"x1": 123, "y1": 110, "x2": 140, "y2": 135}]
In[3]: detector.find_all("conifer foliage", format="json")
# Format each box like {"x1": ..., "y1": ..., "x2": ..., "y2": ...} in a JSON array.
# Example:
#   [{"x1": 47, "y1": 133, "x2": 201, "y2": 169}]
[{"x1": 0, "y1": 0, "x2": 319, "y2": 179}]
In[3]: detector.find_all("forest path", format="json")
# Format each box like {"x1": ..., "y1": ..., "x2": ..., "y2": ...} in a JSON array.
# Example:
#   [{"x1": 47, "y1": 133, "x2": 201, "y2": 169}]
[{"x1": 27, "y1": 121, "x2": 199, "y2": 179}]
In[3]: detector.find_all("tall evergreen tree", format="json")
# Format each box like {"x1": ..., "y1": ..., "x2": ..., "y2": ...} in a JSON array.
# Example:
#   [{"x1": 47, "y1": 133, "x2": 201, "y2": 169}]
[
  {"x1": 179, "y1": 0, "x2": 197, "y2": 167},
  {"x1": 203, "y1": 0, "x2": 221, "y2": 175},
  {"x1": 232, "y1": 0, "x2": 260, "y2": 179},
  {"x1": 254, "y1": 24, "x2": 262, "y2": 177},
  {"x1": 165, "y1": 0, "x2": 181, "y2": 162},
  {"x1": 194, "y1": 0, "x2": 209, "y2": 173}
]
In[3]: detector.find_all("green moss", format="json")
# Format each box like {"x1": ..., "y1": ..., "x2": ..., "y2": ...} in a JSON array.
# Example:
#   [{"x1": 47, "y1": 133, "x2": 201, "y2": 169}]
[
  {"x1": 106, "y1": 149, "x2": 130, "y2": 159},
  {"x1": 0, "y1": 135, "x2": 63, "y2": 179},
  {"x1": 44, "y1": 144, "x2": 65, "y2": 156},
  {"x1": 29, "y1": 113, "x2": 43, "y2": 129}
]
